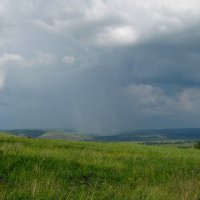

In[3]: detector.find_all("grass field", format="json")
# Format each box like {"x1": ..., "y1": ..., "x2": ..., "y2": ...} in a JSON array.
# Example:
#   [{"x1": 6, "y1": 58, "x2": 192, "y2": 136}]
[{"x1": 0, "y1": 133, "x2": 200, "y2": 199}]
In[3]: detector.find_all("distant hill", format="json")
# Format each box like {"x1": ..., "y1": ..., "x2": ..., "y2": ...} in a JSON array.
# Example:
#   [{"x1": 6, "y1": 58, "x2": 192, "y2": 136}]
[
  {"x1": 3, "y1": 129, "x2": 93, "y2": 141},
  {"x1": 38, "y1": 130, "x2": 93, "y2": 141},
  {"x1": 4, "y1": 129, "x2": 46, "y2": 138},
  {"x1": 3, "y1": 128, "x2": 200, "y2": 142},
  {"x1": 94, "y1": 128, "x2": 200, "y2": 142}
]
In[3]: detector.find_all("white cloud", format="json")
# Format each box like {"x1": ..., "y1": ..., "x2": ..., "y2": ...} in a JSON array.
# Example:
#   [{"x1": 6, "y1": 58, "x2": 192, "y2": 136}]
[
  {"x1": 62, "y1": 55, "x2": 75, "y2": 65},
  {"x1": 126, "y1": 84, "x2": 200, "y2": 117},
  {"x1": 29, "y1": 52, "x2": 55, "y2": 66},
  {"x1": 1, "y1": 0, "x2": 200, "y2": 46},
  {"x1": 0, "y1": 70, "x2": 5, "y2": 89},
  {"x1": 0, "y1": 53, "x2": 24, "y2": 66},
  {"x1": 127, "y1": 84, "x2": 166, "y2": 105},
  {"x1": 1, "y1": 0, "x2": 200, "y2": 47},
  {"x1": 28, "y1": 0, "x2": 200, "y2": 46},
  {"x1": 0, "y1": 52, "x2": 55, "y2": 68},
  {"x1": 95, "y1": 26, "x2": 138, "y2": 46},
  {"x1": 179, "y1": 88, "x2": 200, "y2": 113},
  {"x1": 0, "y1": 52, "x2": 55, "y2": 90},
  {"x1": 0, "y1": 53, "x2": 24, "y2": 90}
]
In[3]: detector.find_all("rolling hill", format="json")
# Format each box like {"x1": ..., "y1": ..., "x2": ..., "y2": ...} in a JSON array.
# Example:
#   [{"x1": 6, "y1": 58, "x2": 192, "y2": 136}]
[
  {"x1": 2, "y1": 128, "x2": 200, "y2": 143},
  {"x1": 94, "y1": 128, "x2": 200, "y2": 142},
  {"x1": 38, "y1": 130, "x2": 93, "y2": 141}
]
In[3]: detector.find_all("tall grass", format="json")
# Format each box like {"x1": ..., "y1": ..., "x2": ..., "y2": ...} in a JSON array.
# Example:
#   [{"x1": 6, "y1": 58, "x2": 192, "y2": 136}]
[{"x1": 0, "y1": 133, "x2": 200, "y2": 199}]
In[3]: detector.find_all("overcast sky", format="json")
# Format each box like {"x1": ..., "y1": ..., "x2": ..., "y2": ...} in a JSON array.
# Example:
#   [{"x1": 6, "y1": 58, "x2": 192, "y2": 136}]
[{"x1": 0, "y1": 0, "x2": 200, "y2": 133}]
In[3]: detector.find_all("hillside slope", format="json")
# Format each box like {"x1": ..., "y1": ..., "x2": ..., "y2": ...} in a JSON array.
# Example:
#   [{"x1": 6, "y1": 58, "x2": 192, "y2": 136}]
[
  {"x1": 38, "y1": 131, "x2": 93, "y2": 141},
  {"x1": 95, "y1": 128, "x2": 200, "y2": 142},
  {"x1": 3, "y1": 129, "x2": 92, "y2": 141},
  {"x1": 0, "y1": 133, "x2": 200, "y2": 199},
  {"x1": 3, "y1": 128, "x2": 200, "y2": 142}
]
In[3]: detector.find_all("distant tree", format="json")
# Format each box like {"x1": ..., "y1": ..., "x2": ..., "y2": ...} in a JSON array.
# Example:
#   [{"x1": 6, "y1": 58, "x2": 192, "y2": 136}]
[{"x1": 194, "y1": 141, "x2": 200, "y2": 149}]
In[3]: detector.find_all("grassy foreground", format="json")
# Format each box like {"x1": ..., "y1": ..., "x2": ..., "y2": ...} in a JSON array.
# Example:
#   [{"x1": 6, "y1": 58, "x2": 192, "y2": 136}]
[{"x1": 0, "y1": 134, "x2": 200, "y2": 199}]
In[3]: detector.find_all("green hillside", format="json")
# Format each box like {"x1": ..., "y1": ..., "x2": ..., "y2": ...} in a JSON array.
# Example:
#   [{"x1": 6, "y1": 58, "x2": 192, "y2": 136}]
[
  {"x1": 0, "y1": 133, "x2": 200, "y2": 199},
  {"x1": 94, "y1": 128, "x2": 200, "y2": 142},
  {"x1": 3, "y1": 129, "x2": 93, "y2": 141},
  {"x1": 4, "y1": 128, "x2": 200, "y2": 143},
  {"x1": 38, "y1": 131, "x2": 93, "y2": 141}
]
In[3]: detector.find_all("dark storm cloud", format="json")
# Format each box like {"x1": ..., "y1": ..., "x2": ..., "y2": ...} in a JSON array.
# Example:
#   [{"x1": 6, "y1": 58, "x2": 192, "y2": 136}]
[{"x1": 0, "y1": 0, "x2": 200, "y2": 132}]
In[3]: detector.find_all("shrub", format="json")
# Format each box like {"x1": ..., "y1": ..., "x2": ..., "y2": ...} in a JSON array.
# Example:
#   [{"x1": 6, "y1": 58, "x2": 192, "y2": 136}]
[{"x1": 194, "y1": 141, "x2": 200, "y2": 149}]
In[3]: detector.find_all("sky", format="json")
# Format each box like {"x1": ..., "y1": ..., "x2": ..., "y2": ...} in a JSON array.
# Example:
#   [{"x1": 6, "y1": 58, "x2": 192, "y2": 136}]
[{"x1": 0, "y1": 0, "x2": 200, "y2": 133}]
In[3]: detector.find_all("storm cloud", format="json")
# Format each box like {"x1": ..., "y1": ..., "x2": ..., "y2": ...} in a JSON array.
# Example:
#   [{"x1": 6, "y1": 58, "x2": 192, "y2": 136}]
[{"x1": 0, "y1": 0, "x2": 200, "y2": 133}]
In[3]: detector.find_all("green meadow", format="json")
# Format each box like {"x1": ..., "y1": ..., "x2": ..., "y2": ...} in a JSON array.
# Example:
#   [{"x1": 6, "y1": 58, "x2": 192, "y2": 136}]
[{"x1": 0, "y1": 133, "x2": 200, "y2": 200}]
